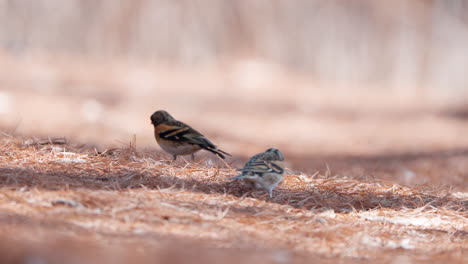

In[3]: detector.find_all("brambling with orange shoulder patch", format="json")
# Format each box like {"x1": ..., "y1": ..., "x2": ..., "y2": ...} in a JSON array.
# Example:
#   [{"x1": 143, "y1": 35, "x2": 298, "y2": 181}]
[{"x1": 150, "y1": 110, "x2": 230, "y2": 161}]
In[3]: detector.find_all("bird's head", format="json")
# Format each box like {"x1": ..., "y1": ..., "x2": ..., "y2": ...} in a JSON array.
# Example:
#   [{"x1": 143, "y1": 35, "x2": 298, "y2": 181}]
[
  {"x1": 265, "y1": 148, "x2": 284, "y2": 161},
  {"x1": 150, "y1": 110, "x2": 174, "y2": 126}
]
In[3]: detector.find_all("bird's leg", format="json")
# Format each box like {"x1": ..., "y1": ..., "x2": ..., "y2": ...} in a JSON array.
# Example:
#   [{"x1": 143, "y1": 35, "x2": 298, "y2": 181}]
[
  {"x1": 172, "y1": 155, "x2": 177, "y2": 161},
  {"x1": 191, "y1": 153, "x2": 195, "y2": 161}
]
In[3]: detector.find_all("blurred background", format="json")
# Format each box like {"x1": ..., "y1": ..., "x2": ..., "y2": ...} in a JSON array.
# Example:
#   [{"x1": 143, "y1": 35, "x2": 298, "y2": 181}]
[{"x1": 1, "y1": 0, "x2": 468, "y2": 189}]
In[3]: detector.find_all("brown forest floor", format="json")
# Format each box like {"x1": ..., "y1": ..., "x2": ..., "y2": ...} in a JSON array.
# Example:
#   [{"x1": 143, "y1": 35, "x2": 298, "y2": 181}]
[
  {"x1": 0, "y1": 56, "x2": 467, "y2": 263},
  {"x1": 0, "y1": 136, "x2": 466, "y2": 264}
]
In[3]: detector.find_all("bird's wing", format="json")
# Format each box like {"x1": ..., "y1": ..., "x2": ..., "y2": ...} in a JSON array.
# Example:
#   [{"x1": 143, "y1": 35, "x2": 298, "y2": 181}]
[
  {"x1": 158, "y1": 121, "x2": 204, "y2": 142},
  {"x1": 238, "y1": 160, "x2": 284, "y2": 174},
  {"x1": 157, "y1": 120, "x2": 230, "y2": 158}
]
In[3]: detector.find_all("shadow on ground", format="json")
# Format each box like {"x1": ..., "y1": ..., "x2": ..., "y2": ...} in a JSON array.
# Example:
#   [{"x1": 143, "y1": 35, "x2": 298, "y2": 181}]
[{"x1": 1, "y1": 147, "x2": 466, "y2": 213}]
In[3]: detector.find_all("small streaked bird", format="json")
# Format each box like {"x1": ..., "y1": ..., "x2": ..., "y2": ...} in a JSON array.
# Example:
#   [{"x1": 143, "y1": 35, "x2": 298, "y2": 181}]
[
  {"x1": 231, "y1": 148, "x2": 285, "y2": 198},
  {"x1": 150, "y1": 110, "x2": 230, "y2": 160}
]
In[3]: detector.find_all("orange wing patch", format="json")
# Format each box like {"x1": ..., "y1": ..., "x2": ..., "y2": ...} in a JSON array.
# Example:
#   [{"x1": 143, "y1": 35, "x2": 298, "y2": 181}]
[{"x1": 154, "y1": 123, "x2": 180, "y2": 134}]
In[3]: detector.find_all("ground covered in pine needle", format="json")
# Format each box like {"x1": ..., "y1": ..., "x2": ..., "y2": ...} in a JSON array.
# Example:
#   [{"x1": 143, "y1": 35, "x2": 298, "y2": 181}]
[{"x1": 0, "y1": 135, "x2": 466, "y2": 264}]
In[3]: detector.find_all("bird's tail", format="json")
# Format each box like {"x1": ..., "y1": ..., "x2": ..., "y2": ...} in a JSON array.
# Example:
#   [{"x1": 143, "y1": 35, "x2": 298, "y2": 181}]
[
  {"x1": 229, "y1": 174, "x2": 244, "y2": 180},
  {"x1": 203, "y1": 146, "x2": 231, "y2": 159}
]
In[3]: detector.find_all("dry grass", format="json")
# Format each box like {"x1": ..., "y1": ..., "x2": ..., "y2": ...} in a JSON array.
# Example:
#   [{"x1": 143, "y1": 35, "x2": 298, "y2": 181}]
[
  {"x1": 0, "y1": 135, "x2": 466, "y2": 263},
  {"x1": 1, "y1": 2, "x2": 467, "y2": 263},
  {"x1": 2, "y1": 53, "x2": 468, "y2": 193}
]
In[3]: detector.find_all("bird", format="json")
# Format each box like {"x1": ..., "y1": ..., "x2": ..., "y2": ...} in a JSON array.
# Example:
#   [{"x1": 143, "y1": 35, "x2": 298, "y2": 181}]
[
  {"x1": 150, "y1": 110, "x2": 230, "y2": 161},
  {"x1": 230, "y1": 148, "x2": 285, "y2": 198}
]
